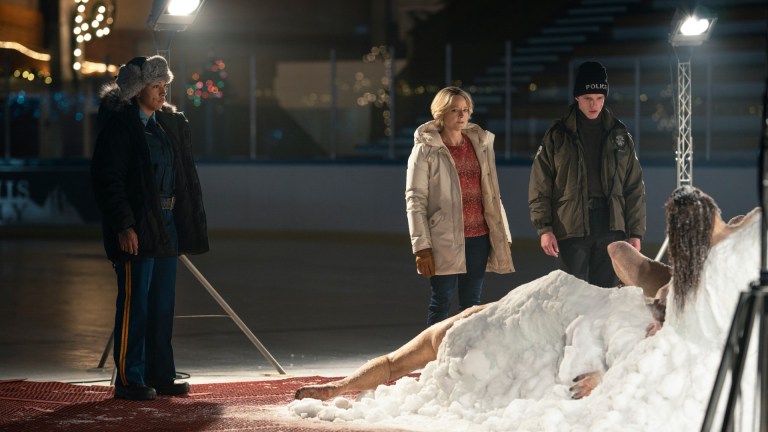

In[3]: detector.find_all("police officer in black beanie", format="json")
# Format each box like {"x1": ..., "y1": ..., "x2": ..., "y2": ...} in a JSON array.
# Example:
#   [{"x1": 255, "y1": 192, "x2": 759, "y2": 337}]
[{"x1": 528, "y1": 61, "x2": 646, "y2": 287}]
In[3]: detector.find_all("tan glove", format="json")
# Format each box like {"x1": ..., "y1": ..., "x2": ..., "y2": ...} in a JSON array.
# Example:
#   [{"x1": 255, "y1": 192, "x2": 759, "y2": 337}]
[{"x1": 415, "y1": 248, "x2": 434, "y2": 278}]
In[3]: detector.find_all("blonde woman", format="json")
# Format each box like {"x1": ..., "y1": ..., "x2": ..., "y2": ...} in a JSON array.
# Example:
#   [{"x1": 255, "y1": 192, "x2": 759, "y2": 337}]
[{"x1": 405, "y1": 86, "x2": 514, "y2": 325}]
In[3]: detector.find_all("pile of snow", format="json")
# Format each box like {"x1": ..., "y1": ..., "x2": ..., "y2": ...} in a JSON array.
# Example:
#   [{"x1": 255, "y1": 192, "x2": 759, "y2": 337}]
[{"x1": 288, "y1": 215, "x2": 760, "y2": 431}]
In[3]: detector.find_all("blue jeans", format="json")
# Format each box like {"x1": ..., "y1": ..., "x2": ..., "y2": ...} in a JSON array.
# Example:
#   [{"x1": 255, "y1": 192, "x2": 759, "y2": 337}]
[{"x1": 427, "y1": 234, "x2": 490, "y2": 325}]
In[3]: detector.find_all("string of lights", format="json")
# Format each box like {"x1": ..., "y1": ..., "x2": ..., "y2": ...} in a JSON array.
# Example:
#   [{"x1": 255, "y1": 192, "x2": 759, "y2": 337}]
[{"x1": 71, "y1": 0, "x2": 115, "y2": 72}]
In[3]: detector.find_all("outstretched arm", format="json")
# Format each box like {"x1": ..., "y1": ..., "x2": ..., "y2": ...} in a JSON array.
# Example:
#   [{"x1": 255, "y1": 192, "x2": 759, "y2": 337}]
[{"x1": 295, "y1": 305, "x2": 490, "y2": 400}]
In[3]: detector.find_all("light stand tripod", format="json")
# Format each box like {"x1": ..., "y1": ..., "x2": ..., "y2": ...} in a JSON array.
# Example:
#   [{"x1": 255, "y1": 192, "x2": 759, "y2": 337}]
[
  {"x1": 655, "y1": 34, "x2": 698, "y2": 263},
  {"x1": 178, "y1": 255, "x2": 286, "y2": 375},
  {"x1": 97, "y1": 255, "x2": 287, "y2": 383},
  {"x1": 700, "y1": 71, "x2": 768, "y2": 431},
  {"x1": 657, "y1": 8, "x2": 718, "y2": 263}
]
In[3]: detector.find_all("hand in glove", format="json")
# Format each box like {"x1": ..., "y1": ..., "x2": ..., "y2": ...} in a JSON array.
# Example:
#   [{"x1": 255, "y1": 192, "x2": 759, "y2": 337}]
[{"x1": 415, "y1": 248, "x2": 434, "y2": 278}]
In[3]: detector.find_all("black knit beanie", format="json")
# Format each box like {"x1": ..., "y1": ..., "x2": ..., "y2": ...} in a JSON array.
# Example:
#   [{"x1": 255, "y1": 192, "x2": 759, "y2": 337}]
[{"x1": 573, "y1": 61, "x2": 609, "y2": 97}]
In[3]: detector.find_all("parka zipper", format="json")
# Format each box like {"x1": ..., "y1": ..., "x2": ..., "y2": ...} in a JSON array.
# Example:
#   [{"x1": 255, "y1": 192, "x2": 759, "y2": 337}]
[{"x1": 438, "y1": 145, "x2": 465, "y2": 247}]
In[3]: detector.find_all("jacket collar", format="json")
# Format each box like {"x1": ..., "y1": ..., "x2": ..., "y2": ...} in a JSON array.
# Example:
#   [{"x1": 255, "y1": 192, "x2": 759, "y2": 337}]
[
  {"x1": 98, "y1": 81, "x2": 177, "y2": 115},
  {"x1": 562, "y1": 102, "x2": 620, "y2": 134},
  {"x1": 414, "y1": 121, "x2": 487, "y2": 148}
]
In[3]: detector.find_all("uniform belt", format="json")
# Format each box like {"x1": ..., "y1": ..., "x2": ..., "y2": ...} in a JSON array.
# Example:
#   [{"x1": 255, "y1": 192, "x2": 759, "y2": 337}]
[
  {"x1": 160, "y1": 196, "x2": 176, "y2": 210},
  {"x1": 588, "y1": 197, "x2": 608, "y2": 210}
]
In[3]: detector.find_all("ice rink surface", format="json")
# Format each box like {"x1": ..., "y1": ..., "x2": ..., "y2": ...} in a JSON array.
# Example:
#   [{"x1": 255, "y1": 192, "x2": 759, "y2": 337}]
[{"x1": 0, "y1": 231, "x2": 557, "y2": 385}]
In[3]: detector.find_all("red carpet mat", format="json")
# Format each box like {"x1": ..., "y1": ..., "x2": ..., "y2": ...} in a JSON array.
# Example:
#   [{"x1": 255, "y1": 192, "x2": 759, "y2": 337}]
[{"x1": 0, "y1": 378, "x2": 408, "y2": 432}]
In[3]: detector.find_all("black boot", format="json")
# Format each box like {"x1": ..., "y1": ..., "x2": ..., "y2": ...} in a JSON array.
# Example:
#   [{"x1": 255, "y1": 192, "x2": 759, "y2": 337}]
[
  {"x1": 148, "y1": 381, "x2": 190, "y2": 396},
  {"x1": 114, "y1": 384, "x2": 157, "y2": 400}
]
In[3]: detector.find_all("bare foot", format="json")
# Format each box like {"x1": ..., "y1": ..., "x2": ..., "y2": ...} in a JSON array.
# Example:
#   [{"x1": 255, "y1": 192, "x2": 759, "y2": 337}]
[{"x1": 294, "y1": 383, "x2": 342, "y2": 400}]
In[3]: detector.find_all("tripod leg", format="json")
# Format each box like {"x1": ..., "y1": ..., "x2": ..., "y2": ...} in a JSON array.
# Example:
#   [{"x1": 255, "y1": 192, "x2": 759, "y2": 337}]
[
  {"x1": 179, "y1": 255, "x2": 287, "y2": 375},
  {"x1": 97, "y1": 331, "x2": 114, "y2": 369},
  {"x1": 760, "y1": 292, "x2": 768, "y2": 432},
  {"x1": 722, "y1": 293, "x2": 762, "y2": 430},
  {"x1": 724, "y1": 292, "x2": 764, "y2": 430},
  {"x1": 702, "y1": 291, "x2": 756, "y2": 431},
  {"x1": 654, "y1": 236, "x2": 669, "y2": 262}
]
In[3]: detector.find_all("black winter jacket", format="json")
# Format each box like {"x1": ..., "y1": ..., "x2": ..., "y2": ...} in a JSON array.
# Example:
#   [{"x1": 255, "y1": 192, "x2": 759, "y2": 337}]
[
  {"x1": 91, "y1": 82, "x2": 209, "y2": 262},
  {"x1": 528, "y1": 103, "x2": 646, "y2": 240}
]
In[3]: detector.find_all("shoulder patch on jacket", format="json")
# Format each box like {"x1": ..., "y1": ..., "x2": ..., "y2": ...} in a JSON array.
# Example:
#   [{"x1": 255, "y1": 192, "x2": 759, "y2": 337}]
[{"x1": 615, "y1": 134, "x2": 626, "y2": 150}]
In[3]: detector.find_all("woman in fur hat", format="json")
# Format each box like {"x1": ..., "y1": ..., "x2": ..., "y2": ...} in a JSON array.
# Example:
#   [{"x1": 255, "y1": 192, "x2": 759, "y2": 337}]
[{"x1": 91, "y1": 55, "x2": 209, "y2": 401}]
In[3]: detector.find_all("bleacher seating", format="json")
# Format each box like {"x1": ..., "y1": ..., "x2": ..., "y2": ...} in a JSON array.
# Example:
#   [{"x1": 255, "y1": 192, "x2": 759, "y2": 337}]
[{"x1": 357, "y1": 0, "x2": 766, "y2": 162}]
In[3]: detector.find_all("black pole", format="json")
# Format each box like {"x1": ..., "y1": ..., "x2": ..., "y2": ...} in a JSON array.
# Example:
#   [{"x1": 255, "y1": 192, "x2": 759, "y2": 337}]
[
  {"x1": 700, "y1": 18, "x2": 768, "y2": 431},
  {"x1": 758, "y1": 20, "x2": 768, "y2": 431},
  {"x1": 760, "y1": 34, "x2": 768, "y2": 287}
]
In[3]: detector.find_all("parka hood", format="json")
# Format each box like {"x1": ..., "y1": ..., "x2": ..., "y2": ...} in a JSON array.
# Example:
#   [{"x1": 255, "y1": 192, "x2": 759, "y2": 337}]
[
  {"x1": 98, "y1": 81, "x2": 177, "y2": 114},
  {"x1": 413, "y1": 121, "x2": 486, "y2": 147}
]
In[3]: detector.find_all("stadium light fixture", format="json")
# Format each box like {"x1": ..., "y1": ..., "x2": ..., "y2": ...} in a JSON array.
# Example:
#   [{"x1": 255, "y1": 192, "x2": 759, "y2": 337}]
[
  {"x1": 669, "y1": 8, "x2": 717, "y2": 47},
  {"x1": 667, "y1": 7, "x2": 717, "y2": 189},
  {"x1": 655, "y1": 8, "x2": 717, "y2": 261},
  {"x1": 147, "y1": 0, "x2": 206, "y2": 32}
]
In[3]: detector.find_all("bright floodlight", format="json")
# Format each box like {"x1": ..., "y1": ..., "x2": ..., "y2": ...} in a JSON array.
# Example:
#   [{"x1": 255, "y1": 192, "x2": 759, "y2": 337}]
[
  {"x1": 669, "y1": 9, "x2": 717, "y2": 47},
  {"x1": 680, "y1": 17, "x2": 711, "y2": 36},
  {"x1": 167, "y1": 0, "x2": 200, "y2": 16},
  {"x1": 147, "y1": 0, "x2": 206, "y2": 31}
]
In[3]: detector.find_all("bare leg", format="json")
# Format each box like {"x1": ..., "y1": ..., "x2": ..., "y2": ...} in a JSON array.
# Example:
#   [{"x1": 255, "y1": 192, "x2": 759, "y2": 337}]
[
  {"x1": 607, "y1": 241, "x2": 671, "y2": 298},
  {"x1": 295, "y1": 305, "x2": 489, "y2": 400}
]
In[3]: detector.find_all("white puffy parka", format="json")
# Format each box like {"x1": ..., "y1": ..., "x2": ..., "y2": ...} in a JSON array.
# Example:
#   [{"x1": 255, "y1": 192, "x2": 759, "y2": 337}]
[{"x1": 405, "y1": 121, "x2": 515, "y2": 275}]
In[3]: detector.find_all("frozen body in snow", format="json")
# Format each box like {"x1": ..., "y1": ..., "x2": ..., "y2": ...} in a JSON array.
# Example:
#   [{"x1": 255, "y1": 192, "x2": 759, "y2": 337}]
[{"x1": 288, "y1": 187, "x2": 761, "y2": 432}]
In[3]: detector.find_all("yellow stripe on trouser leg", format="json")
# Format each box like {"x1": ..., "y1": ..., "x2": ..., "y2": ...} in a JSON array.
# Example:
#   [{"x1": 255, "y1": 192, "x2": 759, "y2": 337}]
[{"x1": 119, "y1": 261, "x2": 131, "y2": 386}]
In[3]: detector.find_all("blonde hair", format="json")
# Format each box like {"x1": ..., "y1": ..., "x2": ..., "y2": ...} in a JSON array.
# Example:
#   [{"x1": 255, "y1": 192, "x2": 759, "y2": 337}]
[{"x1": 430, "y1": 86, "x2": 474, "y2": 129}]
